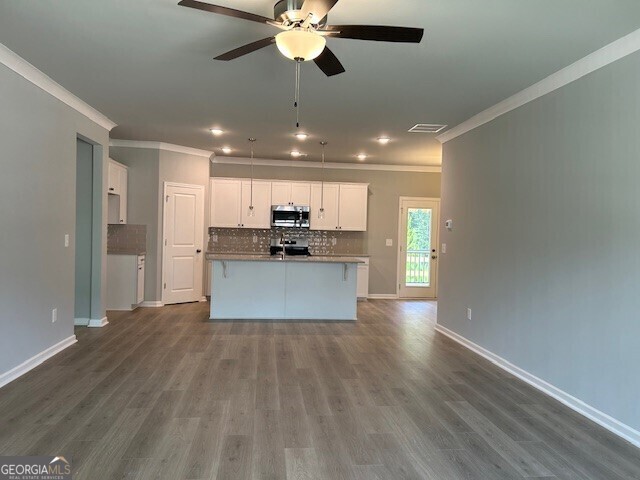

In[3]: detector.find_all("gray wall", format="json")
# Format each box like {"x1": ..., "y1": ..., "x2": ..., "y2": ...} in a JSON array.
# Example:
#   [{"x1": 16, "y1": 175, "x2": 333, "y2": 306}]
[
  {"x1": 75, "y1": 139, "x2": 93, "y2": 320},
  {"x1": 439, "y1": 51, "x2": 640, "y2": 431},
  {"x1": 109, "y1": 147, "x2": 210, "y2": 302},
  {"x1": 211, "y1": 163, "x2": 441, "y2": 295},
  {"x1": 0, "y1": 64, "x2": 109, "y2": 378}
]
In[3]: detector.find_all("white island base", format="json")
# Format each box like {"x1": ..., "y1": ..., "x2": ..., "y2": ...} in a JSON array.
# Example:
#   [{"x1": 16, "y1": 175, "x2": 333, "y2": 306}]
[{"x1": 209, "y1": 257, "x2": 360, "y2": 321}]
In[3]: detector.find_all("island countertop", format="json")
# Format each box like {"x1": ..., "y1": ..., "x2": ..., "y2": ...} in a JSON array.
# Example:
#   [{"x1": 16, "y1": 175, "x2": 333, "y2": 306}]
[{"x1": 206, "y1": 253, "x2": 365, "y2": 264}]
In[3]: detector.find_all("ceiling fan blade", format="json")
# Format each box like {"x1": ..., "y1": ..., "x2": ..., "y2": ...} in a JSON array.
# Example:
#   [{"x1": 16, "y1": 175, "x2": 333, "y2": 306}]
[
  {"x1": 178, "y1": 0, "x2": 273, "y2": 25},
  {"x1": 314, "y1": 47, "x2": 345, "y2": 76},
  {"x1": 214, "y1": 37, "x2": 275, "y2": 61},
  {"x1": 300, "y1": 0, "x2": 340, "y2": 22},
  {"x1": 322, "y1": 25, "x2": 424, "y2": 43}
]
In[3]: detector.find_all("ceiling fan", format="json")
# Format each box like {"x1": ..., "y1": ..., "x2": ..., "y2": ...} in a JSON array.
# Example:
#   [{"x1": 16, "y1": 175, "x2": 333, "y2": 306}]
[{"x1": 177, "y1": 0, "x2": 425, "y2": 76}]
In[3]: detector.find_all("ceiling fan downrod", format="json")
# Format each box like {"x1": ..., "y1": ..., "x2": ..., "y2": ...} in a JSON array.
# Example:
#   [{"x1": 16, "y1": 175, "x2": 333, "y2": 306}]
[{"x1": 294, "y1": 59, "x2": 302, "y2": 129}]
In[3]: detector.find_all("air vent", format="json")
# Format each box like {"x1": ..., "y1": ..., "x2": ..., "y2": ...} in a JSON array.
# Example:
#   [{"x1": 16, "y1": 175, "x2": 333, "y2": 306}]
[{"x1": 408, "y1": 124, "x2": 448, "y2": 134}]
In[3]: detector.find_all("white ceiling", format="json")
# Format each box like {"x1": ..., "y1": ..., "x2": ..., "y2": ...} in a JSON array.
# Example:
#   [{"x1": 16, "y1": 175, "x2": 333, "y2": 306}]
[{"x1": 2, "y1": 0, "x2": 640, "y2": 165}]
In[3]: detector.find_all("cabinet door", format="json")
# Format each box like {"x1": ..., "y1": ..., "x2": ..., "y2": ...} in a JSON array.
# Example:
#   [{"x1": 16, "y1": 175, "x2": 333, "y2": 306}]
[
  {"x1": 241, "y1": 180, "x2": 272, "y2": 228},
  {"x1": 271, "y1": 181, "x2": 292, "y2": 206},
  {"x1": 108, "y1": 161, "x2": 121, "y2": 195},
  {"x1": 310, "y1": 183, "x2": 339, "y2": 230},
  {"x1": 137, "y1": 262, "x2": 145, "y2": 304},
  {"x1": 338, "y1": 184, "x2": 368, "y2": 231},
  {"x1": 290, "y1": 182, "x2": 311, "y2": 206},
  {"x1": 210, "y1": 178, "x2": 242, "y2": 227},
  {"x1": 118, "y1": 166, "x2": 128, "y2": 224}
]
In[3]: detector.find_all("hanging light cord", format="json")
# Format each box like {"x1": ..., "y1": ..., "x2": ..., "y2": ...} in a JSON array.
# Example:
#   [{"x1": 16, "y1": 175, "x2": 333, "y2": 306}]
[
  {"x1": 320, "y1": 141, "x2": 327, "y2": 216},
  {"x1": 249, "y1": 138, "x2": 256, "y2": 210},
  {"x1": 294, "y1": 59, "x2": 302, "y2": 129}
]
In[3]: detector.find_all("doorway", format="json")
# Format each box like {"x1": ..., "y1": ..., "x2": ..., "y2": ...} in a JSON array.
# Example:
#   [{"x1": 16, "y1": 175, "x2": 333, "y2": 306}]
[
  {"x1": 74, "y1": 138, "x2": 105, "y2": 326},
  {"x1": 162, "y1": 182, "x2": 205, "y2": 305},
  {"x1": 397, "y1": 197, "x2": 440, "y2": 299}
]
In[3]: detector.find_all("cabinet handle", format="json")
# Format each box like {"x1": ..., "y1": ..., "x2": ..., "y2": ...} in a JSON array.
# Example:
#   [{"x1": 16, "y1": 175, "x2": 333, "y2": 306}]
[
  {"x1": 222, "y1": 261, "x2": 228, "y2": 278},
  {"x1": 343, "y1": 264, "x2": 348, "y2": 281}
]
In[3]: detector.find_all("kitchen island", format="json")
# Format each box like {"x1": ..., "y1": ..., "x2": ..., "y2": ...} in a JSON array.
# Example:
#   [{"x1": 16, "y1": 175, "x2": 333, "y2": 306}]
[{"x1": 206, "y1": 254, "x2": 364, "y2": 320}]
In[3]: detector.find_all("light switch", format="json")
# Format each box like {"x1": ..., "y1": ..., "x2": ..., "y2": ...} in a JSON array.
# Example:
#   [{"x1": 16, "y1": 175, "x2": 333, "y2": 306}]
[
  {"x1": 445, "y1": 219, "x2": 453, "y2": 231},
  {"x1": 441, "y1": 243, "x2": 447, "y2": 254},
  {"x1": 64, "y1": 234, "x2": 70, "y2": 248},
  {"x1": 386, "y1": 239, "x2": 393, "y2": 247},
  {"x1": 212, "y1": 234, "x2": 218, "y2": 242},
  {"x1": 253, "y1": 235, "x2": 258, "y2": 244}
]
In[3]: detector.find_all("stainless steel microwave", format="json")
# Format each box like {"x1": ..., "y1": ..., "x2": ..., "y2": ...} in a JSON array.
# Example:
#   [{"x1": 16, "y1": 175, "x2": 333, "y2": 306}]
[{"x1": 271, "y1": 205, "x2": 310, "y2": 229}]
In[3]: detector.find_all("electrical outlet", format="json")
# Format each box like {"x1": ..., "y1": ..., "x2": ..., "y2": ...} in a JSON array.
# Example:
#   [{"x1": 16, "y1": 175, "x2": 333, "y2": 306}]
[
  {"x1": 64, "y1": 234, "x2": 70, "y2": 248},
  {"x1": 332, "y1": 238, "x2": 337, "y2": 246},
  {"x1": 52, "y1": 308, "x2": 57, "y2": 323},
  {"x1": 212, "y1": 234, "x2": 218, "y2": 243},
  {"x1": 253, "y1": 235, "x2": 258, "y2": 244},
  {"x1": 467, "y1": 308, "x2": 472, "y2": 321},
  {"x1": 386, "y1": 239, "x2": 393, "y2": 247},
  {"x1": 442, "y1": 243, "x2": 447, "y2": 254}
]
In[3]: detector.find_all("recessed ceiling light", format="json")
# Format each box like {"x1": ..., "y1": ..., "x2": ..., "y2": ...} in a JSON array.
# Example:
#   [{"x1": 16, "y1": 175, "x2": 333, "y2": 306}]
[
  {"x1": 377, "y1": 137, "x2": 391, "y2": 145},
  {"x1": 221, "y1": 147, "x2": 232, "y2": 154},
  {"x1": 210, "y1": 128, "x2": 224, "y2": 136},
  {"x1": 290, "y1": 150, "x2": 304, "y2": 158},
  {"x1": 357, "y1": 153, "x2": 368, "y2": 161},
  {"x1": 295, "y1": 132, "x2": 309, "y2": 140}
]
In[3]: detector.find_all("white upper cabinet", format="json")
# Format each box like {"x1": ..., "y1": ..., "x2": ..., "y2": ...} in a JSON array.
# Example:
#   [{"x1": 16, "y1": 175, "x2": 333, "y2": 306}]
[
  {"x1": 338, "y1": 184, "x2": 368, "y2": 231},
  {"x1": 310, "y1": 183, "x2": 340, "y2": 230},
  {"x1": 271, "y1": 181, "x2": 292, "y2": 206},
  {"x1": 210, "y1": 178, "x2": 242, "y2": 228},
  {"x1": 290, "y1": 182, "x2": 311, "y2": 206},
  {"x1": 211, "y1": 177, "x2": 368, "y2": 231},
  {"x1": 108, "y1": 159, "x2": 122, "y2": 195},
  {"x1": 241, "y1": 180, "x2": 272, "y2": 229},
  {"x1": 107, "y1": 159, "x2": 128, "y2": 224},
  {"x1": 271, "y1": 181, "x2": 311, "y2": 206}
]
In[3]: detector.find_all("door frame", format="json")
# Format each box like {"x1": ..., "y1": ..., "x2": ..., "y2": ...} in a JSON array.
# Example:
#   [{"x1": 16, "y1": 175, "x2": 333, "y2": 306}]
[
  {"x1": 396, "y1": 196, "x2": 441, "y2": 299},
  {"x1": 161, "y1": 181, "x2": 206, "y2": 305}
]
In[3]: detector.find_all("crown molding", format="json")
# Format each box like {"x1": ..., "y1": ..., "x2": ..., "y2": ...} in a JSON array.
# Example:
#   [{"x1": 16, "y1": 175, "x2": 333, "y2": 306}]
[
  {"x1": 109, "y1": 140, "x2": 213, "y2": 158},
  {"x1": 109, "y1": 139, "x2": 441, "y2": 172},
  {"x1": 213, "y1": 156, "x2": 442, "y2": 173},
  {"x1": 437, "y1": 28, "x2": 640, "y2": 144},
  {"x1": 0, "y1": 43, "x2": 117, "y2": 131}
]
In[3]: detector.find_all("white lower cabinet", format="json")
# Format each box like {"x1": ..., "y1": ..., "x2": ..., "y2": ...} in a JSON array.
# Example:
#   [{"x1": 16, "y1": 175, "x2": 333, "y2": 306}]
[
  {"x1": 107, "y1": 254, "x2": 145, "y2": 310},
  {"x1": 356, "y1": 257, "x2": 370, "y2": 299}
]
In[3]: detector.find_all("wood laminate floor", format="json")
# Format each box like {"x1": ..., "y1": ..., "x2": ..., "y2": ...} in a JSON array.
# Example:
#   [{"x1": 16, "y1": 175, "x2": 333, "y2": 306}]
[{"x1": 1, "y1": 300, "x2": 639, "y2": 479}]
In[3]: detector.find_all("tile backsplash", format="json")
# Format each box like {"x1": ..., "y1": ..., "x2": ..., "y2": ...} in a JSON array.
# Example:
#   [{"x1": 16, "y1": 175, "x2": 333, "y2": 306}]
[
  {"x1": 107, "y1": 224, "x2": 147, "y2": 254},
  {"x1": 208, "y1": 227, "x2": 366, "y2": 256}
]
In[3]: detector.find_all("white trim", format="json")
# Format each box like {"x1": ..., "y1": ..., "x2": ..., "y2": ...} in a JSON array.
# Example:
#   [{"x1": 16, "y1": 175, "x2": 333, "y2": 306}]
[
  {"x1": 215, "y1": 156, "x2": 442, "y2": 173},
  {"x1": 140, "y1": 301, "x2": 164, "y2": 308},
  {"x1": 0, "y1": 43, "x2": 117, "y2": 131},
  {"x1": 74, "y1": 318, "x2": 90, "y2": 326},
  {"x1": 368, "y1": 294, "x2": 399, "y2": 300},
  {"x1": 437, "y1": 28, "x2": 640, "y2": 144},
  {"x1": 109, "y1": 140, "x2": 213, "y2": 158},
  {"x1": 109, "y1": 140, "x2": 442, "y2": 173},
  {"x1": 88, "y1": 317, "x2": 108, "y2": 328},
  {"x1": 199, "y1": 296, "x2": 207, "y2": 303},
  {"x1": 434, "y1": 324, "x2": 640, "y2": 449},
  {"x1": 0, "y1": 335, "x2": 77, "y2": 389}
]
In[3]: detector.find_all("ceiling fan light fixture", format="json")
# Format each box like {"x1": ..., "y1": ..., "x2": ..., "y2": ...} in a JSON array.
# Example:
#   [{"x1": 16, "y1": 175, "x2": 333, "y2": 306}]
[{"x1": 276, "y1": 28, "x2": 326, "y2": 61}]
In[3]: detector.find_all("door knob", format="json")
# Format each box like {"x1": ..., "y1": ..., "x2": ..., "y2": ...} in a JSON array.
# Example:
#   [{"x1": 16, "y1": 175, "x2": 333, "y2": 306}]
[
  {"x1": 196, "y1": 249, "x2": 202, "y2": 253},
  {"x1": 431, "y1": 255, "x2": 438, "y2": 260}
]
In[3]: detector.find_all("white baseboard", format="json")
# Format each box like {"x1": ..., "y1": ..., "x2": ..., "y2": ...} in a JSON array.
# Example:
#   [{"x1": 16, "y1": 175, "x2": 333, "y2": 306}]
[
  {"x1": 434, "y1": 324, "x2": 640, "y2": 449},
  {"x1": 74, "y1": 318, "x2": 89, "y2": 326},
  {"x1": 139, "y1": 301, "x2": 163, "y2": 308},
  {"x1": 0, "y1": 335, "x2": 77, "y2": 388},
  {"x1": 368, "y1": 294, "x2": 399, "y2": 300},
  {"x1": 88, "y1": 317, "x2": 108, "y2": 328}
]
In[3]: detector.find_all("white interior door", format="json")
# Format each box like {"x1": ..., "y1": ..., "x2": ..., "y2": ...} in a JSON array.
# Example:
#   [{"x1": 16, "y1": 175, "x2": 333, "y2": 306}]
[
  {"x1": 163, "y1": 183, "x2": 205, "y2": 305},
  {"x1": 398, "y1": 198, "x2": 440, "y2": 299}
]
